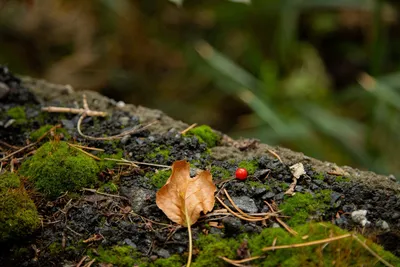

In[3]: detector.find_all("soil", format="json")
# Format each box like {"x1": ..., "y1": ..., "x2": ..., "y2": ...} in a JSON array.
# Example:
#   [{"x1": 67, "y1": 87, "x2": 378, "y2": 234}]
[{"x1": 0, "y1": 66, "x2": 399, "y2": 266}]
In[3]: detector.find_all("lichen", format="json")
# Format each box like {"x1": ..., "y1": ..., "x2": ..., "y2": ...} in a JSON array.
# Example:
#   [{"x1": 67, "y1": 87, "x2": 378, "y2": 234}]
[
  {"x1": 0, "y1": 172, "x2": 40, "y2": 241},
  {"x1": 7, "y1": 106, "x2": 27, "y2": 124},
  {"x1": 238, "y1": 159, "x2": 258, "y2": 175},
  {"x1": 146, "y1": 169, "x2": 172, "y2": 188},
  {"x1": 19, "y1": 141, "x2": 99, "y2": 198},
  {"x1": 279, "y1": 190, "x2": 331, "y2": 226},
  {"x1": 186, "y1": 125, "x2": 221, "y2": 148}
]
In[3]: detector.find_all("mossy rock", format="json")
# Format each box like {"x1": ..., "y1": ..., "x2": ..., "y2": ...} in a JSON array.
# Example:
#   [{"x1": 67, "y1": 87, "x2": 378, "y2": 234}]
[
  {"x1": 0, "y1": 172, "x2": 40, "y2": 242},
  {"x1": 186, "y1": 125, "x2": 221, "y2": 148},
  {"x1": 19, "y1": 141, "x2": 99, "y2": 198},
  {"x1": 191, "y1": 222, "x2": 400, "y2": 266},
  {"x1": 279, "y1": 190, "x2": 332, "y2": 226}
]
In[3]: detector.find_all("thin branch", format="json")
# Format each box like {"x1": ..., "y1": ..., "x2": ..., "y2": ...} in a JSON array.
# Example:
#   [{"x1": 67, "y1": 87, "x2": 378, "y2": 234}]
[
  {"x1": 262, "y1": 233, "x2": 352, "y2": 251},
  {"x1": 180, "y1": 123, "x2": 197, "y2": 135}
]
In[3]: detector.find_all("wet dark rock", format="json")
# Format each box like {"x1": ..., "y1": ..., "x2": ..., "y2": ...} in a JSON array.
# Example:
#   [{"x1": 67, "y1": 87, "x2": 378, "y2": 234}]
[
  {"x1": 120, "y1": 186, "x2": 155, "y2": 213},
  {"x1": 222, "y1": 217, "x2": 242, "y2": 237},
  {"x1": 156, "y1": 248, "x2": 170, "y2": 258},
  {"x1": 330, "y1": 192, "x2": 342, "y2": 206},
  {"x1": 274, "y1": 192, "x2": 285, "y2": 201},
  {"x1": 124, "y1": 239, "x2": 137, "y2": 249},
  {"x1": 254, "y1": 169, "x2": 270, "y2": 180},
  {"x1": 262, "y1": 191, "x2": 275, "y2": 199},
  {"x1": 225, "y1": 196, "x2": 258, "y2": 213},
  {"x1": 342, "y1": 204, "x2": 356, "y2": 213},
  {"x1": 295, "y1": 185, "x2": 304, "y2": 192}
]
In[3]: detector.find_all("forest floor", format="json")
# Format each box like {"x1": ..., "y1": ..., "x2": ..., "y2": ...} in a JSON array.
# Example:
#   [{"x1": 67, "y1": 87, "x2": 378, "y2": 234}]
[{"x1": 0, "y1": 66, "x2": 399, "y2": 267}]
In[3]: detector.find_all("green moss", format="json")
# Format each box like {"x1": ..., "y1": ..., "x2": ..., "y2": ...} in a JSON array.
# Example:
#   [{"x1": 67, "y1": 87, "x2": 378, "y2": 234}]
[
  {"x1": 48, "y1": 242, "x2": 63, "y2": 255},
  {"x1": 279, "y1": 190, "x2": 331, "y2": 226},
  {"x1": 210, "y1": 166, "x2": 231, "y2": 180},
  {"x1": 7, "y1": 106, "x2": 27, "y2": 124},
  {"x1": 247, "y1": 222, "x2": 400, "y2": 266},
  {"x1": 335, "y1": 176, "x2": 350, "y2": 183},
  {"x1": 192, "y1": 233, "x2": 241, "y2": 267},
  {"x1": 0, "y1": 171, "x2": 21, "y2": 190},
  {"x1": 19, "y1": 141, "x2": 99, "y2": 198},
  {"x1": 89, "y1": 245, "x2": 144, "y2": 267},
  {"x1": 238, "y1": 160, "x2": 258, "y2": 175},
  {"x1": 99, "y1": 182, "x2": 118, "y2": 193},
  {"x1": 0, "y1": 172, "x2": 40, "y2": 241},
  {"x1": 186, "y1": 125, "x2": 221, "y2": 148},
  {"x1": 146, "y1": 146, "x2": 171, "y2": 161},
  {"x1": 97, "y1": 148, "x2": 124, "y2": 170},
  {"x1": 280, "y1": 182, "x2": 289, "y2": 190},
  {"x1": 153, "y1": 254, "x2": 185, "y2": 267},
  {"x1": 29, "y1": 124, "x2": 70, "y2": 141},
  {"x1": 314, "y1": 173, "x2": 325, "y2": 180},
  {"x1": 147, "y1": 169, "x2": 172, "y2": 188},
  {"x1": 246, "y1": 180, "x2": 271, "y2": 191}
]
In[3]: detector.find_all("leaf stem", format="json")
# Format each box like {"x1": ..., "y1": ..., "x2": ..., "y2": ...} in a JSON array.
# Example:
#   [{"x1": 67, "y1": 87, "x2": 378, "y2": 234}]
[{"x1": 185, "y1": 206, "x2": 192, "y2": 267}]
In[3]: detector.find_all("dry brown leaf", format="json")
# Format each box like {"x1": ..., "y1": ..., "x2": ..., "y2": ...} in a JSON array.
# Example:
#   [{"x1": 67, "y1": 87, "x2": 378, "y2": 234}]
[{"x1": 156, "y1": 160, "x2": 216, "y2": 227}]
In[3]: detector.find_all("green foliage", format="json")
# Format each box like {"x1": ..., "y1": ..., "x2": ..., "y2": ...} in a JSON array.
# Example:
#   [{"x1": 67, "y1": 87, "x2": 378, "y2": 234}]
[
  {"x1": 210, "y1": 165, "x2": 231, "y2": 180},
  {"x1": 153, "y1": 254, "x2": 185, "y2": 267},
  {"x1": 0, "y1": 172, "x2": 40, "y2": 241},
  {"x1": 7, "y1": 106, "x2": 26, "y2": 124},
  {"x1": 279, "y1": 190, "x2": 332, "y2": 226},
  {"x1": 146, "y1": 169, "x2": 172, "y2": 188},
  {"x1": 186, "y1": 125, "x2": 221, "y2": 148},
  {"x1": 19, "y1": 141, "x2": 99, "y2": 198},
  {"x1": 192, "y1": 233, "x2": 240, "y2": 267},
  {"x1": 89, "y1": 245, "x2": 143, "y2": 267},
  {"x1": 238, "y1": 159, "x2": 258, "y2": 175}
]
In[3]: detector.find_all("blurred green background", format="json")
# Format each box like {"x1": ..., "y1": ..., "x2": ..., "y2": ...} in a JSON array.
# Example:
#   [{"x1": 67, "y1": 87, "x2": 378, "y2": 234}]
[{"x1": 1, "y1": 0, "x2": 400, "y2": 179}]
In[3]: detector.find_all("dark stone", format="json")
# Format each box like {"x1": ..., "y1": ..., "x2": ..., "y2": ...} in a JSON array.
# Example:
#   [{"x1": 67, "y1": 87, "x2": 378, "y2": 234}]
[{"x1": 222, "y1": 217, "x2": 242, "y2": 237}]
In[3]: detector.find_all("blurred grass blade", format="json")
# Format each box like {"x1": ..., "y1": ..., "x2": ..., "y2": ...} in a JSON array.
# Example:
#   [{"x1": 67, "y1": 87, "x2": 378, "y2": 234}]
[
  {"x1": 195, "y1": 41, "x2": 263, "y2": 96},
  {"x1": 168, "y1": 0, "x2": 183, "y2": 6},
  {"x1": 358, "y1": 73, "x2": 400, "y2": 111},
  {"x1": 195, "y1": 41, "x2": 286, "y2": 134},
  {"x1": 297, "y1": 103, "x2": 369, "y2": 164},
  {"x1": 228, "y1": 0, "x2": 251, "y2": 4}
]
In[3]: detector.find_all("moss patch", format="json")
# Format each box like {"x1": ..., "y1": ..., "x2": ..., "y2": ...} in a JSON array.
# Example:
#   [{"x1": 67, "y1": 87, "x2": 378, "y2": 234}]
[
  {"x1": 147, "y1": 169, "x2": 172, "y2": 188},
  {"x1": 186, "y1": 125, "x2": 221, "y2": 148},
  {"x1": 29, "y1": 124, "x2": 70, "y2": 141},
  {"x1": 7, "y1": 106, "x2": 26, "y2": 124},
  {"x1": 153, "y1": 254, "x2": 185, "y2": 267},
  {"x1": 210, "y1": 166, "x2": 231, "y2": 180},
  {"x1": 89, "y1": 245, "x2": 144, "y2": 267},
  {"x1": 335, "y1": 176, "x2": 350, "y2": 183},
  {"x1": 279, "y1": 190, "x2": 332, "y2": 226},
  {"x1": 193, "y1": 233, "x2": 240, "y2": 267},
  {"x1": 99, "y1": 182, "x2": 118, "y2": 193},
  {"x1": 145, "y1": 146, "x2": 171, "y2": 162},
  {"x1": 248, "y1": 223, "x2": 400, "y2": 266},
  {"x1": 0, "y1": 172, "x2": 40, "y2": 241},
  {"x1": 246, "y1": 180, "x2": 271, "y2": 191},
  {"x1": 19, "y1": 141, "x2": 99, "y2": 198},
  {"x1": 238, "y1": 159, "x2": 258, "y2": 175}
]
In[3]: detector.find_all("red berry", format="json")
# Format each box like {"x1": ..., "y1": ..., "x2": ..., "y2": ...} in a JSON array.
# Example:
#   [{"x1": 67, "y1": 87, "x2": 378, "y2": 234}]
[{"x1": 235, "y1": 168, "x2": 248, "y2": 180}]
